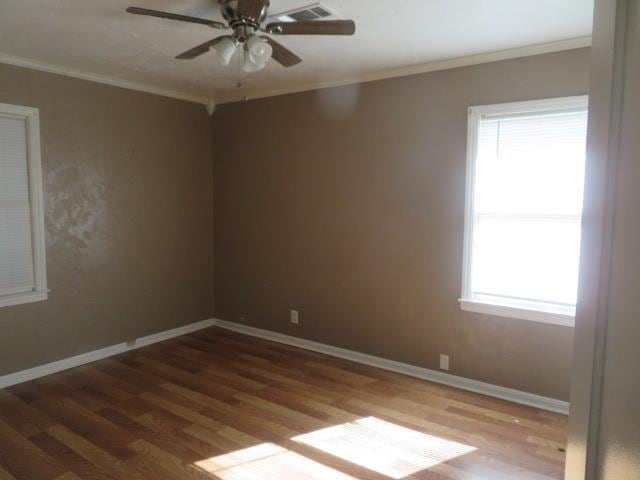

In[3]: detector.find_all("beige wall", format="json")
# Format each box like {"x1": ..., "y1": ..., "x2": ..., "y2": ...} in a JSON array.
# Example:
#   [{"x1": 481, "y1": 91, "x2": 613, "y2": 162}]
[
  {"x1": 212, "y1": 48, "x2": 591, "y2": 401},
  {"x1": 0, "y1": 63, "x2": 213, "y2": 376}
]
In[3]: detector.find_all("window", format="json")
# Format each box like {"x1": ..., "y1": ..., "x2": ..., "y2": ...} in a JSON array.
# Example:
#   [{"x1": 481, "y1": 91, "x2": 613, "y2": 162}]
[
  {"x1": 460, "y1": 96, "x2": 588, "y2": 327},
  {"x1": 0, "y1": 103, "x2": 47, "y2": 308}
]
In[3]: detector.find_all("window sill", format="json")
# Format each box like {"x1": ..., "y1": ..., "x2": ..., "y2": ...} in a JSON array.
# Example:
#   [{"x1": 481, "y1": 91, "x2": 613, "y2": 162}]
[
  {"x1": 459, "y1": 299, "x2": 575, "y2": 327},
  {"x1": 0, "y1": 290, "x2": 48, "y2": 308}
]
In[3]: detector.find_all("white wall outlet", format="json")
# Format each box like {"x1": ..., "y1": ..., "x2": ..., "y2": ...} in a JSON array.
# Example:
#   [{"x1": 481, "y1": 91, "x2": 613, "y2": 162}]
[
  {"x1": 290, "y1": 310, "x2": 299, "y2": 325},
  {"x1": 439, "y1": 354, "x2": 450, "y2": 371}
]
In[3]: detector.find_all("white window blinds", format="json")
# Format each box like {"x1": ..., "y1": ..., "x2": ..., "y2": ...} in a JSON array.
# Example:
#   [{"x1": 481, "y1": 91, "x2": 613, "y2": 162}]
[
  {"x1": 0, "y1": 114, "x2": 36, "y2": 296},
  {"x1": 462, "y1": 97, "x2": 588, "y2": 324}
]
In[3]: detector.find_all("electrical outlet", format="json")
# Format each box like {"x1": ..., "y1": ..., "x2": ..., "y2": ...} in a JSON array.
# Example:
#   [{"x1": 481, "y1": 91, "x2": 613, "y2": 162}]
[
  {"x1": 290, "y1": 310, "x2": 299, "y2": 325},
  {"x1": 439, "y1": 354, "x2": 450, "y2": 371}
]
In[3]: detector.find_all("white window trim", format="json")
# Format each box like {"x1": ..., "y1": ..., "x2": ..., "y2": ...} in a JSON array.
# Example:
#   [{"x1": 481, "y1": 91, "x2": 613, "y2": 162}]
[
  {"x1": 0, "y1": 102, "x2": 48, "y2": 308},
  {"x1": 460, "y1": 95, "x2": 589, "y2": 328}
]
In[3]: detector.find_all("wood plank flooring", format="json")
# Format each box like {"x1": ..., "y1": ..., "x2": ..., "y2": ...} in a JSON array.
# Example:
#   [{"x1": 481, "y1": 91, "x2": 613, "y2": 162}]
[{"x1": 0, "y1": 327, "x2": 567, "y2": 479}]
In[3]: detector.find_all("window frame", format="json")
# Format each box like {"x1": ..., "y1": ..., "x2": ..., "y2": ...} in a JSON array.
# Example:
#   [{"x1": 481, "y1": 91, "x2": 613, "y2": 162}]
[
  {"x1": 0, "y1": 102, "x2": 48, "y2": 308},
  {"x1": 460, "y1": 95, "x2": 589, "y2": 328}
]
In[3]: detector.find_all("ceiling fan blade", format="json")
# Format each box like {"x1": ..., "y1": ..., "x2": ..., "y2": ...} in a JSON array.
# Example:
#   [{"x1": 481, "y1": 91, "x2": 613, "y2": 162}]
[
  {"x1": 176, "y1": 36, "x2": 228, "y2": 59},
  {"x1": 126, "y1": 7, "x2": 226, "y2": 29},
  {"x1": 266, "y1": 20, "x2": 356, "y2": 36},
  {"x1": 237, "y1": 0, "x2": 268, "y2": 21},
  {"x1": 260, "y1": 37, "x2": 302, "y2": 67}
]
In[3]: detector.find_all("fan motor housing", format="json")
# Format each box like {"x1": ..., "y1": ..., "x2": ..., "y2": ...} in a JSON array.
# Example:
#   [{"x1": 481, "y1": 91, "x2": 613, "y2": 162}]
[{"x1": 219, "y1": 0, "x2": 270, "y2": 27}]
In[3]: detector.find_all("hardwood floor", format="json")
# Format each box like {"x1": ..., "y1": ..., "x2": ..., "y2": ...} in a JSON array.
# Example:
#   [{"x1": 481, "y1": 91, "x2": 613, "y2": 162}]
[{"x1": 0, "y1": 327, "x2": 567, "y2": 480}]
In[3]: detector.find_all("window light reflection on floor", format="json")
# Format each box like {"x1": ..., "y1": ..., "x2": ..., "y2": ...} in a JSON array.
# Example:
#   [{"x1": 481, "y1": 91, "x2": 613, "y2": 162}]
[
  {"x1": 293, "y1": 416, "x2": 477, "y2": 479},
  {"x1": 194, "y1": 442, "x2": 357, "y2": 480}
]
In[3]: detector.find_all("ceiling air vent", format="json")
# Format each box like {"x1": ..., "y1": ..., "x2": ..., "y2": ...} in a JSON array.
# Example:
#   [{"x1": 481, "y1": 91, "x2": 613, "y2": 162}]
[{"x1": 268, "y1": 3, "x2": 339, "y2": 22}]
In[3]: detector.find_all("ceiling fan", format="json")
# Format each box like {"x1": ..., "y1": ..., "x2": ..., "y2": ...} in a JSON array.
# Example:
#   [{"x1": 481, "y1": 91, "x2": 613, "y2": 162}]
[{"x1": 126, "y1": 0, "x2": 356, "y2": 72}]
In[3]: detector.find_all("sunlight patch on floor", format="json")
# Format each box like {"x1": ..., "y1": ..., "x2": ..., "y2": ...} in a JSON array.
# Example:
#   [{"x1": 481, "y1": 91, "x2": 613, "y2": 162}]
[
  {"x1": 292, "y1": 416, "x2": 477, "y2": 479},
  {"x1": 194, "y1": 442, "x2": 357, "y2": 480}
]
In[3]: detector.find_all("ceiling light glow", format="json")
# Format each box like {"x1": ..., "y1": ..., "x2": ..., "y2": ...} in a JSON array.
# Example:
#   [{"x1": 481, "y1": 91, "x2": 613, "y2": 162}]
[
  {"x1": 242, "y1": 35, "x2": 273, "y2": 72},
  {"x1": 213, "y1": 36, "x2": 237, "y2": 66}
]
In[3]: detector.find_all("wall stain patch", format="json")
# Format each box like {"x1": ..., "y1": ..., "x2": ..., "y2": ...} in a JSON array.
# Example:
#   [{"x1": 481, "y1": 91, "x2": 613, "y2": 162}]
[{"x1": 46, "y1": 164, "x2": 107, "y2": 266}]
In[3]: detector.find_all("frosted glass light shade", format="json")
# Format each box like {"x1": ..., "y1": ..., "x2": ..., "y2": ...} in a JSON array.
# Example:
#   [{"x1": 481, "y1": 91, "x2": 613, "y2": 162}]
[
  {"x1": 213, "y1": 37, "x2": 237, "y2": 66},
  {"x1": 242, "y1": 50, "x2": 264, "y2": 72},
  {"x1": 242, "y1": 35, "x2": 272, "y2": 72},
  {"x1": 247, "y1": 35, "x2": 273, "y2": 64}
]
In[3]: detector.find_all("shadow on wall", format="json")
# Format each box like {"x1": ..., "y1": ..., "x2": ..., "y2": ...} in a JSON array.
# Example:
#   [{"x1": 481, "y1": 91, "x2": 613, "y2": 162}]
[{"x1": 315, "y1": 83, "x2": 361, "y2": 120}]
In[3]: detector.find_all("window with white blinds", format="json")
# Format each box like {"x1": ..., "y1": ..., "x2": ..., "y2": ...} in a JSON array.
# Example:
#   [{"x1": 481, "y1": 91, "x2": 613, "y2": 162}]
[
  {"x1": 460, "y1": 96, "x2": 588, "y2": 327},
  {"x1": 0, "y1": 103, "x2": 47, "y2": 308}
]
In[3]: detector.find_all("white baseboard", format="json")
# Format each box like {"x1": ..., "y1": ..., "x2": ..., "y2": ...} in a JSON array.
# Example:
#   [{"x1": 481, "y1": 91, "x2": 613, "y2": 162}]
[
  {"x1": 0, "y1": 316, "x2": 570, "y2": 415},
  {"x1": 212, "y1": 319, "x2": 570, "y2": 415},
  {"x1": 0, "y1": 319, "x2": 215, "y2": 389}
]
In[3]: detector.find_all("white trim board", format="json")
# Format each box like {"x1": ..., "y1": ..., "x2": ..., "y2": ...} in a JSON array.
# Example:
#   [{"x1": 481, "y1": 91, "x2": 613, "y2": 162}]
[
  {"x1": 0, "y1": 52, "x2": 211, "y2": 107},
  {"x1": 0, "y1": 315, "x2": 570, "y2": 415},
  {"x1": 212, "y1": 319, "x2": 570, "y2": 415},
  {"x1": 0, "y1": 319, "x2": 215, "y2": 389},
  {"x1": 0, "y1": 36, "x2": 590, "y2": 107},
  {"x1": 216, "y1": 36, "x2": 592, "y2": 104}
]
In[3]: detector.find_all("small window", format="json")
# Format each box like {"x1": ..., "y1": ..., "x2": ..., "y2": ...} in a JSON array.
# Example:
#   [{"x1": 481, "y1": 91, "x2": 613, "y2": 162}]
[
  {"x1": 0, "y1": 103, "x2": 47, "y2": 308},
  {"x1": 460, "y1": 96, "x2": 588, "y2": 327}
]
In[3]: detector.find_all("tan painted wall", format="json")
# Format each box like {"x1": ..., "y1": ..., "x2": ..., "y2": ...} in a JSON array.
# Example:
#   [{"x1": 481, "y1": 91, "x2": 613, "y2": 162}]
[
  {"x1": 212, "y1": 48, "x2": 591, "y2": 401},
  {"x1": 0, "y1": 63, "x2": 214, "y2": 376}
]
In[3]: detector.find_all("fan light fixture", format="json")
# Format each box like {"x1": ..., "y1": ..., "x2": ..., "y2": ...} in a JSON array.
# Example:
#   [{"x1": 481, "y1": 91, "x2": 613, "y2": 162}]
[
  {"x1": 213, "y1": 36, "x2": 238, "y2": 66},
  {"x1": 126, "y1": 1, "x2": 356, "y2": 73},
  {"x1": 242, "y1": 35, "x2": 273, "y2": 72}
]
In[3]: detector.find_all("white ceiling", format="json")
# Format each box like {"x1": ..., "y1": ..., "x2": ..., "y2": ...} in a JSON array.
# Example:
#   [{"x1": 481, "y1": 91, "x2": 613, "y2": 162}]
[{"x1": 0, "y1": 0, "x2": 593, "y2": 104}]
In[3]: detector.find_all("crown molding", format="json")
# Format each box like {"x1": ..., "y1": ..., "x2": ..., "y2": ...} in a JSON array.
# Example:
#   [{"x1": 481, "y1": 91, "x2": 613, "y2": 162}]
[
  {"x1": 217, "y1": 36, "x2": 592, "y2": 104},
  {"x1": 0, "y1": 35, "x2": 591, "y2": 108},
  {"x1": 0, "y1": 51, "x2": 212, "y2": 107}
]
